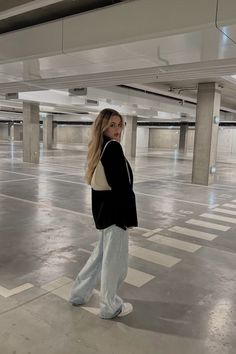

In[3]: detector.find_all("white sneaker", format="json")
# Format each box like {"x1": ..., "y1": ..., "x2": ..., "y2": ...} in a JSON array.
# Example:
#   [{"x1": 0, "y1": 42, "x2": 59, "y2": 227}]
[{"x1": 117, "y1": 302, "x2": 133, "y2": 317}]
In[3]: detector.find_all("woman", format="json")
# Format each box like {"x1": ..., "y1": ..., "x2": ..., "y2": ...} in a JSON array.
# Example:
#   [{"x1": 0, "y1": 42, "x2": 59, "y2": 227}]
[{"x1": 70, "y1": 108, "x2": 138, "y2": 319}]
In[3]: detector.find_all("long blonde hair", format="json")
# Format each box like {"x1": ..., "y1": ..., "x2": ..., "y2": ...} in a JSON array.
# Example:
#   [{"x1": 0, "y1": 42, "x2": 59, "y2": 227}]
[{"x1": 85, "y1": 108, "x2": 124, "y2": 184}]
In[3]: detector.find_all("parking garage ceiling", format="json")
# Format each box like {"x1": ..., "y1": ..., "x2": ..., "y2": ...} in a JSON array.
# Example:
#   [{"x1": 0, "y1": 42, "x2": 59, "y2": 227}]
[{"x1": 0, "y1": 0, "x2": 125, "y2": 34}]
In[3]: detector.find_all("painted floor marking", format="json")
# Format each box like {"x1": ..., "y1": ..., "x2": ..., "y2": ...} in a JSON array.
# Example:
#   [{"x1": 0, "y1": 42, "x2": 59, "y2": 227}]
[
  {"x1": 208, "y1": 204, "x2": 220, "y2": 209},
  {"x1": 134, "y1": 227, "x2": 151, "y2": 235},
  {"x1": 0, "y1": 177, "x2": 37, "y2": 183},
  {"x1": 129, "y1": 245, "x2": 181, "y2": 268},
  {"x1": 201, "y1": 213, "x2": 236, "y2": 224},
  {"x1": 0, "y1": 193, "x2": 92, "y2": 218},
  {"x1": 142, "y1": 228, "x2": 163, "y2": 237},
  {"x1": 90, "y1": 242, "x2": 97, "y2": 247},
  {"x1": 41, "y1": 276, "x2": 73, "y2": 292},
  {"x1": 43, "y1": 280, "x2": 99, "y2": 304},
  {"x1": 0, "y1": 283, "x2": 34, "y2": 298},
  {"x1": 148, "y1": 234, "x2": 202, "y2": 253},
  {"x1": 125, "y1": 267, "x2": 155, "y2": 287},
  {"x1": 51, "y1": 281, "x2": 73, "y2": 300},
  {"x1": 78, "y1": 248, "x2": 93, "y2": 254},
  {"x1": 81, "y1": 307, "x2": 100, "y2": 316},
  {"x1": 169, "y1": 226, "x2": 217, "y2": 241},
  {"x1": 0, "y1": 169, "x2": 36, "y2": 177},
  {"x1": 222, "y1": 203, "x2": 236, "y2": 209},
  {"x1": 185, "y1": 219, "x2": 230, "y2": 231},
  {"x1": 212, "y1": 208, "x2": 236, "y2": 216},
  {"x1": 136, "y1": 192, "x2": 217, "y2": 207},
  {"x1": 46, "y1": 176, "x2": 87, "y2": 186},
  {"x1": 135, "y1": 227, "x2": 150, "y2": 232}
]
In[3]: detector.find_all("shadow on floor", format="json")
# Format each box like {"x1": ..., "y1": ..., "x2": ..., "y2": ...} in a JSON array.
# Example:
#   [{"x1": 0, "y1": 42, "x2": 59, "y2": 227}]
[{"x1": 114, "y1": 299, "x2": 208, "y2": 340}]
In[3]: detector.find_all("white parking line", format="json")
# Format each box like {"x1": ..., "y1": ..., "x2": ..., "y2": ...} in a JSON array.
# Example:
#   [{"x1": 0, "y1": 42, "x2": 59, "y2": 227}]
[
  {"x1": 212, "y1": 208, "x2": 236, "y2": 216},
  {"x1": 148, "y1": 234, "x2": 202, "y2": 253},
  {"x1": 78, "y1": 248, "x2": 93, "y2": 254},
  {"x1": 136, "y1": 192, "x2": 216, "y2": 207},
  {"x1": 185, "y1": 219, "x2": 230, "y2": 231},
  {"x1": 222, "y1": 203, "x2": 236, "y2": 209},
  {"x1": 142, "y1": 228, "x2": 163, "y2": 237},
  {"x1": 129, "y1": 245, "x2": 181, "y2": 268},
  {"x1": 0, "y1": 193, "x2": 92, "y2": 218},
  {"x1": 41, "y1": 277, "x2": 73, "y2": 292},
  {"x1": 125, "y1": 267, "x2": 155, "y2": 287},
  {"x1": 169, "y1": 226, "x2": 217, "y2": 241},
  {"x1": 135, "y1": 227, "x2": 150, "y2": 233},
  {"x1": 0, "y1": 169, "x2": 35, "y2": 177},
  {"x1": 0, "y1": 177, "x2": 37, "y2": 183},
  {"x1": 201, "y1": 213, "x2": 236, "y2": 224},
  {"x1": 0, "y1": 283, "x2": 34, "y2": 298}
]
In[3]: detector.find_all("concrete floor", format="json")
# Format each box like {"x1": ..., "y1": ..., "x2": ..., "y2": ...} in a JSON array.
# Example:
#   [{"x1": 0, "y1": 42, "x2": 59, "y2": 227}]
[{"x1": 0, "y1": 141, "x2": 236, "y2": 354}]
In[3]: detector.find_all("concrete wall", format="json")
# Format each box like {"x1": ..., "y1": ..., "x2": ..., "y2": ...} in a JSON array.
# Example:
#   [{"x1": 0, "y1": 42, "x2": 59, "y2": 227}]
[
  {"x1": 55, "y1": 125, "x2": 149, "y2": 148},
  {"x1": 56, "y1": 125, "x2": 90, "y2": 144},
  {"x1": 11, "y1": 124, "x2": 43, "y2": 141},
  {"x1": 0, "y1": 123, "x2": 9, "y2": 140},
  {"x1": 144, "y1": 127, "x2": 236, "y2": 153},
  {"x1": 187, "y1": 129, "x2": 195, "y2": 151},
  {"x1": 217, "y1": 127, "x2": 236, "y2": 153},
  {"x1": 12, "y1": 124, "x2": 23, "y2": 141},
  {"x1": 137, "y1": 127, "x2": 149, "y2": 148},
  {"x1": 2, "y1": 124, "x2": 236, "y2": 154},
  {"x1": 149, "y1": 128, "x2": 179, "y2": 149}
]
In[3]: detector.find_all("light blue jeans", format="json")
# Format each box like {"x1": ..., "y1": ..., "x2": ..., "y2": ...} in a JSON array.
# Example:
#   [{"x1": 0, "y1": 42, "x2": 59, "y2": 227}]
[{"x1": 70, "y1": 225, "x2": 129, "y2": 319}]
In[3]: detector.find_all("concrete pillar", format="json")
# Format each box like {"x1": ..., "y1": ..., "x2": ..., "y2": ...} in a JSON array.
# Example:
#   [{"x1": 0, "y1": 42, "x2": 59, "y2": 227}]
[
  {"x1": 8, "y1": 122, "x2": 12, "y2": 140},
  {"x1": 124, "y1": 115, "x2": 138, "y2": 157},
  {"x1": 23, "y1": 102, "x2": 40, "y2": 163},
  {"x1": 10, "y1": 123, "x2": 23, "y2": 141},
  {"x1": 53, "y1": 122, "x2": 58, "y2": 145},
  {"x1": 43, "y1": 114, "x2": 53, "y2": 149},
  {"x1": 192, "y1": 83, "x2": 221, "y2": 185},
  {"x1": 8, "y1": 123, "x2": 14, "y2": 140},
  {"x1": 179, "y1": 123, "x2": 188, "y2": 154}
]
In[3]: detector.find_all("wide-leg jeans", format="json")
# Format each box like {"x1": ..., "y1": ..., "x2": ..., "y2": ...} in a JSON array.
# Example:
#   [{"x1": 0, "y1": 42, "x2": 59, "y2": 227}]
[{"x1": 70, "y1": 225, "x2": 128, "y2": 319}]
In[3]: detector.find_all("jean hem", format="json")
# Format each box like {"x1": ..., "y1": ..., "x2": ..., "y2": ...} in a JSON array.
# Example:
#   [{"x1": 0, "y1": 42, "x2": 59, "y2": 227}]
[
  {"x1": 99, "y1": 306, "x2": 122, "y2": 320},
  {"x1": 69, "y1": 297, "x2": 86, "y2": 306}
]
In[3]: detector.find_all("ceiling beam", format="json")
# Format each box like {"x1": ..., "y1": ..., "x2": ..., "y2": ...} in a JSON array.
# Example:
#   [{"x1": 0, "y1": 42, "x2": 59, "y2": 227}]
[{"x1": 0, "y1": 0, "x2": 64, "y2": 20}]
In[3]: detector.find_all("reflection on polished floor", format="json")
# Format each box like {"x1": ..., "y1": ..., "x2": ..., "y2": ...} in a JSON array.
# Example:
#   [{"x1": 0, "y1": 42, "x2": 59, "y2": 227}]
[{"x1": 0, "y1": 141, "x2": 236, "y2": 354}]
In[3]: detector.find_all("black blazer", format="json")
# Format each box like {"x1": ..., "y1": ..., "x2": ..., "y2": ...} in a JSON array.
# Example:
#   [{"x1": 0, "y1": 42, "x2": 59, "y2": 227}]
[{"x1": 91, "y1": 136, "x2": 138, "y2": 230}]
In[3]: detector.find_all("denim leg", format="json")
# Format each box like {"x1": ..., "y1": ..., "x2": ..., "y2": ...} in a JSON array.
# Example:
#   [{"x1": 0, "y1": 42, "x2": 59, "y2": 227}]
[
  {"x1": 100, "y1": 225, "x2": 129, "y2": 319},
  {"x1": 70, "y1": 233, "x2": 103, "y2": 305}
]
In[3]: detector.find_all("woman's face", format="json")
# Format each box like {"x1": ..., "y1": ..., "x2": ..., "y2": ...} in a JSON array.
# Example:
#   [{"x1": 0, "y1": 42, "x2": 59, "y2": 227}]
[{"x1": 104, "y1": 115, "x2": 123, "y2": 142}]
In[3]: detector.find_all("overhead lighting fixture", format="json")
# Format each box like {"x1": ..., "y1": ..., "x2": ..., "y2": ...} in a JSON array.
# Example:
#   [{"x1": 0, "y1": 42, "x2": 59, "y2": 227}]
[
  {"x1": 85, "y1": 99, "x2": 99, "y2": 106},
  {"x1": 69, "y1": 88, "x2": 87, "y2": 96},
  {"x1": 5, "y1": 93, "x2": 18, "y2": 100}
]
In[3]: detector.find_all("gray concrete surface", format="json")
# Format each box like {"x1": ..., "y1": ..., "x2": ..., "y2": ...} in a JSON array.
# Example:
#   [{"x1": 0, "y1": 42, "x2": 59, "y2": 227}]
[{"x1": 0, "y1": 141, "x2": 236, "y2": 354}]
